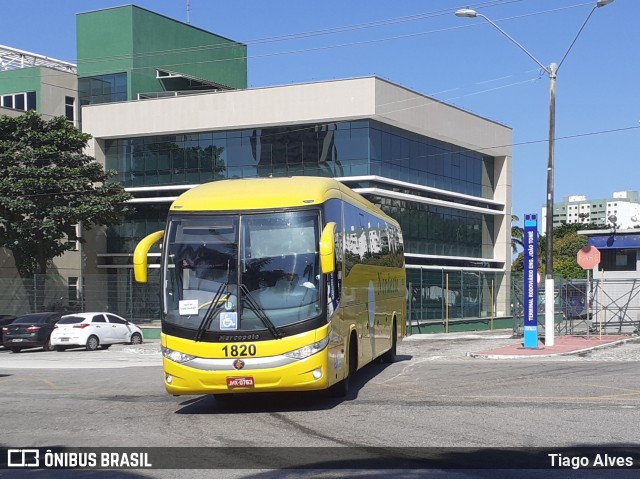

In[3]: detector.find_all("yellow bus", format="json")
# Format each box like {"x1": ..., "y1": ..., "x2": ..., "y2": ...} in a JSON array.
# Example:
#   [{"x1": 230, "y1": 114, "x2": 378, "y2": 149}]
[{"x1": 134, "y1": 177, "x2": 406, "y2": 398}]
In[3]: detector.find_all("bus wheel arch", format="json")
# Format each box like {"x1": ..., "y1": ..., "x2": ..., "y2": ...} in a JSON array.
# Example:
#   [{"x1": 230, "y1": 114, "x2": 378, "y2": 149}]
[
  {"x1": 381, "y1": 316, "x2": 397, "y2": 364},
  {"x1": 329, "y1": 330, "x2": 357, "y2": 398}
]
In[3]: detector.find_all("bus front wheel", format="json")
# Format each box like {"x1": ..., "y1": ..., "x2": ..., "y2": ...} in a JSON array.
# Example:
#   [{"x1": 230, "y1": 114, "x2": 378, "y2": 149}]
[{"x1": 329, "y1": 335, "x2": 357, "y2": 398}]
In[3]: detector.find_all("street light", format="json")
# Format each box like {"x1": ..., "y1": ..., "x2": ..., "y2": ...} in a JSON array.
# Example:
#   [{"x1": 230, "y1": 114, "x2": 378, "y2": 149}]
[{"x1": 455, "y1": 1, "x2": 613, "y2": 346}]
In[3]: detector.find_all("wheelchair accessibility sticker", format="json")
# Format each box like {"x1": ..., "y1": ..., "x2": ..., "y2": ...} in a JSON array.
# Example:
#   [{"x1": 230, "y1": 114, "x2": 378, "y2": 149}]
[{"x1": 220, "y1": 312, "x2": 238, "y2": 330}]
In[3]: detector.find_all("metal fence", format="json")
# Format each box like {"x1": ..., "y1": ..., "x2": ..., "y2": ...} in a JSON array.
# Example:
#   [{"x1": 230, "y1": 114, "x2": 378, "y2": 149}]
[
  {"x1": 3, "y1": 269, "x2": 507, "y2": 329},
  {"x1": 511, "y1": 274, "x2": 640, "y2": 336},
  {"x1": 0, "y1": 271, "x2": 160, "y2": 323},
  {"x1": 3, "y1": 270, "x2": 638, "y2": 334}
]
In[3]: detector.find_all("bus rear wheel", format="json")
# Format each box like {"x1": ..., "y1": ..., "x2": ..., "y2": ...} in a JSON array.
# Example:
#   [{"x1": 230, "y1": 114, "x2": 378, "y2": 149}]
[{"x1": 380, "y1": 320, "x2": 397, "y2": 364}]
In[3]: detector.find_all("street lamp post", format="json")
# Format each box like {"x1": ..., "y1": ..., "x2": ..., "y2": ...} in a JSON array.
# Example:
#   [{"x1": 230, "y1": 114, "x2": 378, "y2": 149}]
[{"x1": 455, "y1": 1, "x2": 613, "y2": 346}]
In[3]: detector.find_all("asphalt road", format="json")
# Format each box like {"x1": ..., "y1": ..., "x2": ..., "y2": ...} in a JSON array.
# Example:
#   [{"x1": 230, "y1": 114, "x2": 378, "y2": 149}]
[{"x1": 1, "y1": 332, "x2": 640, "y2": 479}]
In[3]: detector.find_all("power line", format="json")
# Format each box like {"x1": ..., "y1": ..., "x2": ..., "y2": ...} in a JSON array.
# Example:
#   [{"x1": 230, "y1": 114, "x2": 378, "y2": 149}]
[
  {"x1": 2, "y1": 2, "x2": 589, "y2": 74},
  {"x1": 1, "y1": 2, "x2": 604, "y2": 125}
]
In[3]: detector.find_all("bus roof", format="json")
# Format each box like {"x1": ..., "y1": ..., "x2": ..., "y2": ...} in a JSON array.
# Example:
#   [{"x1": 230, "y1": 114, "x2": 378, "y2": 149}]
[{"x1": 170, "y1": 177, "x2": 394, "y2": 222}]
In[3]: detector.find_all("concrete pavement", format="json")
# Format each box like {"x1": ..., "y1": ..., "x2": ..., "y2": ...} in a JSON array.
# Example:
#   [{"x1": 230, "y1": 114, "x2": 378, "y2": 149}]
[
  {"x1": 404, "y1": 329, "x2": 640, "y2": 360},
  {"x1": 2, "y1": 330, "x2": 640, "y2": 369}
]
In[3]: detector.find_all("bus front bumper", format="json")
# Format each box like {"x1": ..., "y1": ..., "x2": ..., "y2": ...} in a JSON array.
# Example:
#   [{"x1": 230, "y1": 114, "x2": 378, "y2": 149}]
[{"x1": 162, "y1": 350, "x2": 331, "y2": 395}]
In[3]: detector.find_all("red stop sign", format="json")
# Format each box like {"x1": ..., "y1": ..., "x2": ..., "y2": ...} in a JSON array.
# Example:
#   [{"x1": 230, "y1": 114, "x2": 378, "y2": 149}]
[{"x1": 577, "y1": 246, "x2": 600, "y2": 269}]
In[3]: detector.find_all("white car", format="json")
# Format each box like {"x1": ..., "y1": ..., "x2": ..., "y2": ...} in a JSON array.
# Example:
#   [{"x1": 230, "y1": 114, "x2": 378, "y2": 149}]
[{"x1": 50, "y1": 312, "x2": 144, "y2": 351}]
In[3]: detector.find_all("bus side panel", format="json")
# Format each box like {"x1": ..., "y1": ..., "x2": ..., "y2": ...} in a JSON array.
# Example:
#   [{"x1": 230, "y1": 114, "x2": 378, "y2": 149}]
[{"x1": 342, "y1": 264, "x2": 405, "y2": 365}]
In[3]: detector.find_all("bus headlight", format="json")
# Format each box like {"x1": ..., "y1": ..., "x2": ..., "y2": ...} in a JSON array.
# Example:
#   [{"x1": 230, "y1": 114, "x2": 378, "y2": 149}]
[
  {"x1": 162, "y1": 346, "x2": 196, "y2": 364},
  {"x1": 283, "y1": 336, "x2": 329, "y2": 360}
]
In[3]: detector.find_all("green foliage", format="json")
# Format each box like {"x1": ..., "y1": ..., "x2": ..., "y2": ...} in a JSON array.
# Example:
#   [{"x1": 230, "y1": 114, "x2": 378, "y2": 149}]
[
  {"x1": 511, "y1": 214, "x2": 524, "y2": 253},
  {"x1": 511, "y1": 252, "x2": 524, "y2": 272},
  {"x1": 511, "y1": 221, "x2": 607, "y2": 278},
  {"x1": 0, "y1": 111, "x2": 132, "y2": 278}
]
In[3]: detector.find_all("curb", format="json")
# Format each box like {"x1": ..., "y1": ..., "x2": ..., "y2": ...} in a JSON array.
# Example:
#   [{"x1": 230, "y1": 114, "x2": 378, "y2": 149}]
[{"x1": 468, "y1": 336, "x2": 638, "y2": 359}]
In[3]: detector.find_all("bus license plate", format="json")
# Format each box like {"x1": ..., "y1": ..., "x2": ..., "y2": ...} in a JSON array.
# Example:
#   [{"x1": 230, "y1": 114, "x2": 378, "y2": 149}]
[{"x1": 226, "y1": 377, "x2": 255, "y2": 389}]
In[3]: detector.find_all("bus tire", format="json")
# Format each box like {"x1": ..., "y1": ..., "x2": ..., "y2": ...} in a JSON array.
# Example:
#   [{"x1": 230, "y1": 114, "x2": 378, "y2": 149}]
[
  {"x1": 330, "y1": 334, "x2": 357, "y2": 398},
  {"x1": 380, "y1": 320, "x2": 397, "y2": 364}
]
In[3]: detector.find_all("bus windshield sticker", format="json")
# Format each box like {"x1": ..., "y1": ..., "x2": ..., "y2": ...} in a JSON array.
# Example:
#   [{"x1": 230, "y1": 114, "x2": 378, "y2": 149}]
[
  {"x1": 179, "y1": 299, "x2": 198, "y2": 316},
  {"x1": 220, "y1": 312, "x2": 238, "y2": 330}
]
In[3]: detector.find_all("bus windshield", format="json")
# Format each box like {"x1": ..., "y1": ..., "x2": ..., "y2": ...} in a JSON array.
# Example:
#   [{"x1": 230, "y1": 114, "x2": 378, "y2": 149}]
[{"x1": 163, "y1": 211, "x2": 322, "y2": 333}]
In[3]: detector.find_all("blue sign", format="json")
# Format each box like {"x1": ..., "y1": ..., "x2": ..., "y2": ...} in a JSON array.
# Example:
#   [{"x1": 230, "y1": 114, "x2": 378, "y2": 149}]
[
  {"x1": 523, "y1": 214, "x2": 539, "y2": 348},
  {"x1": 219, "y1": 312, "x2": 238, "y2": 331}
]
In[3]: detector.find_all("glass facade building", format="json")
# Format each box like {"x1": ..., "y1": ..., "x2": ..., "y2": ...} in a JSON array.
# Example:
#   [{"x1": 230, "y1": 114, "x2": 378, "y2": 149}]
[
  {"x1": 2, "y1": 6, "x2": 512, "y2": 329},
  {"x1": 79, "y1": 37, "x2": 511, "y2": 329},
  {"x1": 105, "y1": 119, "x2": 498, "y2": 263},
  {"x1": 105, "y1": 120, "x2": 493, "y2": 198}
]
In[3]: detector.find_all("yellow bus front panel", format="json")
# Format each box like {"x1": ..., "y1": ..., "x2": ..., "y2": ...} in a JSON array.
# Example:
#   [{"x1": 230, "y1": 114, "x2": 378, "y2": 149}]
[
  {"x1": 160, "y1": 326, "x2": 337, "y2": 395},
  {"x1": 163, "y1": 349, "x2": 330, "y2": 395}
]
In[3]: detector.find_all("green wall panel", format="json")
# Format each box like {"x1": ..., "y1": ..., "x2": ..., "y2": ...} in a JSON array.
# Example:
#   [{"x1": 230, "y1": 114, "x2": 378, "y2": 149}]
[
  {"x1": 0, "y1": 68, "x2": 41, "y2": 110},
  {"x1": 76, "y1": 8, "x2": 134, "y2": 78},
  {"x1": 77, "y1": 5, "x2": 247, "y2": 101},
  {"x1": 0, "y1": 68, "x2": 40, "y2": 94}
]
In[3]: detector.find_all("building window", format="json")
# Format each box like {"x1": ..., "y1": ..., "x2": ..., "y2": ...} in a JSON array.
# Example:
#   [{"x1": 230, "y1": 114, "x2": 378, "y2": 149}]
[
  {"x1": 78, "y1": 73, "x2": 127, "y2": 106},
  {"x1": 106, "y1": 120, "x2": 491, "y2": 199},
  {"x1": 599, "y1": 249, "x2": 637, "y2": 272},
  {"x1": 26, "y1": 91, "x2": 36, "y2": 110},
  {"x1": 67, "y1": 224, "x2": 81, "y2": 251},
  {"x1": 1, "y1": 91, "x2": 36, "y2": 111},
  {"x1": 65, "y1": 96, "x2": 75, "y2": 123},
  {"x1": 68, "y1": 277, "x2": 79, "y2": 307}
]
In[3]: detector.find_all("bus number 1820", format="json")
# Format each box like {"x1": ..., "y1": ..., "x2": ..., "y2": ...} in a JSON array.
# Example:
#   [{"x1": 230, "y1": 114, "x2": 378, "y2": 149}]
[{"x1": 222, "y1": 344, "x2": 257, "y2": 357}]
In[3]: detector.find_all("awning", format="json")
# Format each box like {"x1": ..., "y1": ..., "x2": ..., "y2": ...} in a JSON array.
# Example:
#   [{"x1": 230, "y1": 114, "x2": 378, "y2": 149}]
[{"x1": 155, "y1": 69, "x2": 234, "y2": 91}]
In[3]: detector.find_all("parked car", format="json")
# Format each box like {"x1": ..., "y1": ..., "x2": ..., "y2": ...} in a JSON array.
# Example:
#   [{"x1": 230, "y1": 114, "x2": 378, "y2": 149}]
[
  {"x1": 2, "y1": 312, "x2": 61, "y2": 353},
  {"x1": 50, "y1": 312, "x2": 144, "y2": 351},
  {"x1": 0, "y1": 315, "x2": 17, "y2": 347}
]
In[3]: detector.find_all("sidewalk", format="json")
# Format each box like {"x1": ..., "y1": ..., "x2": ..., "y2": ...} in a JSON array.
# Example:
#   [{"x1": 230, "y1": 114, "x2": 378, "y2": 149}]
[
  {"x1": 128, "y1": 332, "x2": 640, "y2": 360},
  {"x1": 470, "y1": 333, "x2": 640, "y2": 359}
]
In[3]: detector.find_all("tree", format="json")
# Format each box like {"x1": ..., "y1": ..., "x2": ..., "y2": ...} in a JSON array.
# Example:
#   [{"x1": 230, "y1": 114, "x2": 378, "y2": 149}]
[
  {"x1": 0, "y1": 111, "x2": 132, "y2": 280},
  {"x1": 511, "y1": 214, "x2": 524, "y2": 254},
  {"x1": 512, "y1": 221, "x2": 608, "y2": 278}
]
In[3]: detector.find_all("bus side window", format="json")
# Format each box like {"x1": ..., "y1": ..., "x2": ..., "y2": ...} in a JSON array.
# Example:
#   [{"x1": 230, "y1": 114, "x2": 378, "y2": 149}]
[{"x1": 323, "y1": 198, "x2": 343, "y2": 314}]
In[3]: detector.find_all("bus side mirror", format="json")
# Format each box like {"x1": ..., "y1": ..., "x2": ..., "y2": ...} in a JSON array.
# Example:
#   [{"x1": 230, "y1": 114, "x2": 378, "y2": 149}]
[
  {"x1": 319, "y1": 222, "x2": 336, "y2": 274},
  {"x1": 133, "y1": 230, "x2": 165, "y2": 283}
]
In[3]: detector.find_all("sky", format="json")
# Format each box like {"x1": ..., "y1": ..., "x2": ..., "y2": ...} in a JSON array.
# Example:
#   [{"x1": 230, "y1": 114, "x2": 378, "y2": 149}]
[{"x1": 3, "y1": 0, "x2": 638, "y2": 224}]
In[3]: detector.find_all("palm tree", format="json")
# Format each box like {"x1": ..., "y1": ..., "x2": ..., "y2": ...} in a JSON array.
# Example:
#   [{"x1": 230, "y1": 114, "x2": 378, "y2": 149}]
[{"x1": 511, "y1": 215, "x2": 525, "y2": 254}]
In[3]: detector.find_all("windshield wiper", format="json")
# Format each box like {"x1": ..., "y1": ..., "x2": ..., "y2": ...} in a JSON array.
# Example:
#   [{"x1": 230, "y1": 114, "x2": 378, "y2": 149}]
[
  {"x1": 194, "y1": 282, "x2": 228, "y2": 342},
  {"x1": 240, "y1": 284, "x2": 284, "y2": 339}
]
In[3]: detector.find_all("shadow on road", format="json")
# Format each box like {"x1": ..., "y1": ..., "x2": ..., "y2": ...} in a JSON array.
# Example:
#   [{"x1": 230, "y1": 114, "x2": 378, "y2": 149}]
[{"x1": 175, "y1": 354, "x2": 412, "y2": 414}]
